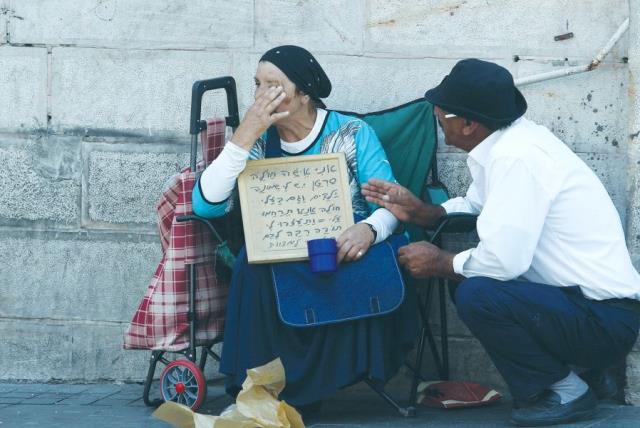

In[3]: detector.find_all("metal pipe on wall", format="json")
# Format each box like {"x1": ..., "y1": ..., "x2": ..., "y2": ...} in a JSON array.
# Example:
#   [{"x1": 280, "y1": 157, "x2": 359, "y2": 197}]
[{"x1": 514, "y1": 18, "x2": 629, "y2": 87}]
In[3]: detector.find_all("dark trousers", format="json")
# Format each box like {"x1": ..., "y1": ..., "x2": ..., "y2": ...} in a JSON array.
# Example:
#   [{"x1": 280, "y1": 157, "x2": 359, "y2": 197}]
[{"x1": 454, "y1": 277, "x2": 640, "y2": 401}]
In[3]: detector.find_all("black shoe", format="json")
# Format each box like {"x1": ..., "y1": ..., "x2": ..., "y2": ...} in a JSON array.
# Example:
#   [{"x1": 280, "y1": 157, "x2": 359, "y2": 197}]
[
  {"x1": 510, "y1": 388, "x2": 597, "y2": 427},
  {"x1": 579, "y1": 368, "x2": 619, "y2": 400}
]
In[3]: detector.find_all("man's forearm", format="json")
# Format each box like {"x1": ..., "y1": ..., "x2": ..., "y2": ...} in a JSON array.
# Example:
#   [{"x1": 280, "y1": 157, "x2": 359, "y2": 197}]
[{"x1": 413, "y1": 204, "x2": 447, "y2": 229}]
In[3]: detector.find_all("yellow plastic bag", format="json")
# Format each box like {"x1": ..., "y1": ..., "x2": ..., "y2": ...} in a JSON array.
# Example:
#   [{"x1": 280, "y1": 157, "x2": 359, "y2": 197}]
[{"x1": 153, "y1": 358, "x2": 304, "y2": 428}]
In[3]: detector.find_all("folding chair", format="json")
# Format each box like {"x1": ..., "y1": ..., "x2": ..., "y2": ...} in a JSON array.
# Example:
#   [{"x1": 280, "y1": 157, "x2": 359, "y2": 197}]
[{"x1": 344, "y1": 100, "x2": 478, "y2": 415}]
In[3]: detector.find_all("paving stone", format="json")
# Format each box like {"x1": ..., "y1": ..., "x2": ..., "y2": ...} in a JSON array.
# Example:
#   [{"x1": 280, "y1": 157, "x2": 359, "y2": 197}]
[
  {"x1": 112, "y1": 383, "x2": 147, "y2": 394},
  {"x1": 202, "y1": 383, "x2": 226, "y2": 399},
  {"x1": 81, "y1": 384, "x2": 125, "y2": 395},
  {"x1": 0, "y1": 385, "x2": 17, "y2": 394},
  {"x1": 21, "y1": 395, "x2": 70, "y2": 405},
  {"x1": 42, "y1": 385, "x2": 91, "y2": 394},
  {"x1": 56, "y1": 395, "x2": 104, "y2": 406},
  {"x1": 3, "y1": 384, "x2": 91, "y2": 395},
  {"x1": 109, "y1": 390, "x2": 145, "y2": 400},
  {"x1": 0, "y1": 404, "x2": 170, "y2": 428},
  {"x1": 0, "y1": 382, "x2": 639, "y2": 427},
  {"x1": 0, "y1": 397, "x2": 24, "y2": 405},
  {"x1": 126, "y1": 398, "x2": 147, "y2": 407},
  {"x1": 90, "y1": 397, "x2": 137, "y2": 407},
  {"x1": 8, "y1": 384, "x2": 61, "y2": 393},
  {"x1": 0, "y1": 392, "x2": 37, "y2": 399},
  {"x1": 0, "y1": 384, "x2": 15, "y2": 396}
]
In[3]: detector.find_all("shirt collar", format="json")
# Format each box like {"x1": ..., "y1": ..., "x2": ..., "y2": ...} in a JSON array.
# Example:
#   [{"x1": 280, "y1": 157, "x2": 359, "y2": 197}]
[
  {"x1": 280, "y1": 109, "x2": 327, "y2": 153},
  {"x1": 468, "y1": 117, "x2": 523, "y2": 167}
]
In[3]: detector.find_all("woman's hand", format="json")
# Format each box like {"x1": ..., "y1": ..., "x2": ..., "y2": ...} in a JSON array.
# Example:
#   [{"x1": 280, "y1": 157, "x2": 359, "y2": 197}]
[
  {"x1": 231, "y1": 86, "x2": 290, "y2": 150},
  {"x1": 336, "y1": 223, "x2": 375, "y2": 263}
]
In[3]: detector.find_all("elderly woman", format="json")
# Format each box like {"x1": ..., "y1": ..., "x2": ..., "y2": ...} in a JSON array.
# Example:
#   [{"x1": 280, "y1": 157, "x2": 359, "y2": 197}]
[{"x1": 193, "y1": 45, "x2": 416, "y2": 411}]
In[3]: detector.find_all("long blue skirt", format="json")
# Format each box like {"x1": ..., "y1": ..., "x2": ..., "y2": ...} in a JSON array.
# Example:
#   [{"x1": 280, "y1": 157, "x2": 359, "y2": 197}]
[{"x1": 219, "y1": 246, "x2": 418, "y2": 406}]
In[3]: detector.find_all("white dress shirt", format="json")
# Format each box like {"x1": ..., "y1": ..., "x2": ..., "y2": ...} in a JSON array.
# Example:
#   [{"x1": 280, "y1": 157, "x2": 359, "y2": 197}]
[{"x1": 442, "y1": 117, "x2": 640, "y2": 301}]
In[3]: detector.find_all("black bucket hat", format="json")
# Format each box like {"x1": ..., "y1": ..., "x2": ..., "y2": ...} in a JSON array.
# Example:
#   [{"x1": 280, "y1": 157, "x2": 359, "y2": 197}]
[{"x1": 424, "y1": 58, "x2": 527, "y2": 126}]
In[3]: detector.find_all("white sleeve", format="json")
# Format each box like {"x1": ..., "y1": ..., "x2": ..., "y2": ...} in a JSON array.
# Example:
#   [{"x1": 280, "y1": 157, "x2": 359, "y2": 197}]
[
  {"x1": 199, "y1": 141, "x2": 250, "y2": 202},
  {"x1": 441, "y1": 197, "x2": 477, "y2": 214},
  {"x1": 360, "y1": 208, "x2": 399, "y2": 244},
  {"x1": 441, "y1": 180, "x2": 483, "y2": 214},
  {"x1": 453, "y1": 157, "x2": 552, "y2": 280}
]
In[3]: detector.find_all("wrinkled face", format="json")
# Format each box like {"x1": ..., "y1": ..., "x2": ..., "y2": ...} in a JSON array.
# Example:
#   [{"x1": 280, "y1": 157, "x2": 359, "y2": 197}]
[{"x1": 254, "y1": 61, "x2": 308, "y2": 116}]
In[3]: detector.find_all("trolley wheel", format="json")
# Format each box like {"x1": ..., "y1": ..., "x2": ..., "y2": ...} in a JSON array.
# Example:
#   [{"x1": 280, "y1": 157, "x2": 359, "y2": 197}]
[{"x1": 160, "y1": 359, "x2": 207, "y2": 410}]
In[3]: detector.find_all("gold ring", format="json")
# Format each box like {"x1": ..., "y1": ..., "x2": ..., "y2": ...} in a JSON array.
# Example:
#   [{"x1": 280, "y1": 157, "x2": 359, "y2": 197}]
[{"x1": 357, "y1": 250, "x2": 363, "y2": 258}]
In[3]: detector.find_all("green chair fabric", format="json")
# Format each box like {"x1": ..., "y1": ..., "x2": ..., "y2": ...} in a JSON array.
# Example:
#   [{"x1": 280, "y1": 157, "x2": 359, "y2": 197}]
[
  {"x1": 343, "y1": 99, "x2": 438, "y2": 242},
  {"x1": 426, "y1": 185, "x2": 450, "y2": 206}
]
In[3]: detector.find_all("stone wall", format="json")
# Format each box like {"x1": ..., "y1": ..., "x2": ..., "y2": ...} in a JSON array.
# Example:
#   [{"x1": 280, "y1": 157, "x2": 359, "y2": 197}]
[{"x1": 1, "y1": 0, "x2": 637, "y2": 400}]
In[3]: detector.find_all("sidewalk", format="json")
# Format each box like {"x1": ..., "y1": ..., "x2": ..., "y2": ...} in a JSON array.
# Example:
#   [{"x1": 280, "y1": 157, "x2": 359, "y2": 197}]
[{"x1": 1, "y1": 380, "x2": 639, "y2": 427}]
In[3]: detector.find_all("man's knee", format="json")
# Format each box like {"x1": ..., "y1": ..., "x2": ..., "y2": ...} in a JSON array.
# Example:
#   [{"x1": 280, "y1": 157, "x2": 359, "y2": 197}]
[{"x1": 454, "y1": 276, "x2": 501, "y2": 323}]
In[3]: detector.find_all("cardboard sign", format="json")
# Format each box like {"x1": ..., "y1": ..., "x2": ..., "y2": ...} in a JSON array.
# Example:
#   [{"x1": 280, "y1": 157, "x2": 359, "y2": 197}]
[{"x1": 238, "y1": 153, "x2": 354, "y2": 263}]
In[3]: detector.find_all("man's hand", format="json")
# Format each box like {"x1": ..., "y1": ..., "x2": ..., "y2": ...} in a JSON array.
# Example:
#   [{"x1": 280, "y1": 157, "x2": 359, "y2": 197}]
[
  {"x1": 336, "y1": 223, "x2": 375, "y2": 263},
  {"x1": 361, "y1": 179, "x2": 445, "y2": 228},
  {"x1": 397, "y1": 241, "x2": 457, "y2": 279},
  {"x1": 231, "y1": 86, "x2": 290, "y2": 150}
]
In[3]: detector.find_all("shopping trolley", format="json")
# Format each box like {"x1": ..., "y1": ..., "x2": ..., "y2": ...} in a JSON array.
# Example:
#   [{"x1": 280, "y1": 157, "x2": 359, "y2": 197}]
[{"x1": 124, "y1": 77, "x2": 241, "y2": 410}]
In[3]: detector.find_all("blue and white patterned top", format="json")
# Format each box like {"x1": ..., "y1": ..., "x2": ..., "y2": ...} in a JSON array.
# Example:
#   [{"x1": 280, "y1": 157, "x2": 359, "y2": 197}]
[{"x1": 192, "y1": 110, "x2": 396, "y2": 219}]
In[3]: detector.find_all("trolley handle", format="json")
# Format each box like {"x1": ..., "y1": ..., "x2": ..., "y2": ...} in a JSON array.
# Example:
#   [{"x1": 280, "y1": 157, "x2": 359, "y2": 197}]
[{"x1": 189, "y1": 76, "x2": 240, "y2": 135}]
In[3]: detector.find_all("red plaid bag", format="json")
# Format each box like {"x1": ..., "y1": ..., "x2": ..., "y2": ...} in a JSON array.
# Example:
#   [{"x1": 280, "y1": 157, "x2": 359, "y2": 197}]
[{"x1": 124, "y1": 119, "x2": 229, "y2": 351}]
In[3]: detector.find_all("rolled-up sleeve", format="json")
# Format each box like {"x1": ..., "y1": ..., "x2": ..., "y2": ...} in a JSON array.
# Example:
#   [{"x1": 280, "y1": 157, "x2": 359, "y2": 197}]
[
  {"x1": 441, "y1": 178, "x2": 483, "y2": 215},
  {"x1": 192, "y1": 141, "x2": 250, "y2": 219},
  {"x1": 441, "y1": 197, "x2": 478, "y2": 215}
]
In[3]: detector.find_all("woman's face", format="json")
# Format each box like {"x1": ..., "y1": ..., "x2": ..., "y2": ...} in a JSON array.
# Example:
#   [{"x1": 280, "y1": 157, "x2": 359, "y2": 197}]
[{"x1": 254, "y1": 61, "x2": 307, "y2": 115}]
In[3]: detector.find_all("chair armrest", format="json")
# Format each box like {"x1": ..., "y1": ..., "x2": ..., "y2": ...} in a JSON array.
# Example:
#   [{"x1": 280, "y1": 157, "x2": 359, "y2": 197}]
[{"x1": 428, "y1": 212, "x2": 478, "y2": 244}]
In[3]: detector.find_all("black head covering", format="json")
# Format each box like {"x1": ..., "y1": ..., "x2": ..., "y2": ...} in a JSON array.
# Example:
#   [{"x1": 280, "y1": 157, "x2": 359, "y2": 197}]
[
  {"x1": 260, "y1": 45, "x2": 331, "y2": 108},
  {"x1": 424, "y1": 58, "x2": 527, "y2": 127}
]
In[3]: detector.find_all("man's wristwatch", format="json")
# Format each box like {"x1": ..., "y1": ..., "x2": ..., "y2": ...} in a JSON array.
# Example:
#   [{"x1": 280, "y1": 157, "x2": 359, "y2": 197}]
[{"x1": 364, "y1": 222, "x2": 377, "y2": 245}]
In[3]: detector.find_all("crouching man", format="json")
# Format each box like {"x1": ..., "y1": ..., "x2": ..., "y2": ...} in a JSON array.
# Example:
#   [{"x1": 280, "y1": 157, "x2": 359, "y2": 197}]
[{"x1": 362, "y1": 58, "x2": 640, "y2": 426}]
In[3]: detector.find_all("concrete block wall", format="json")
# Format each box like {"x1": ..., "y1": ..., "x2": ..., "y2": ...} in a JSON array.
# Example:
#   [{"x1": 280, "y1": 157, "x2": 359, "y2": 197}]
[{"x1": 1, "y1": 0, "x2": 638, "y2": 401}]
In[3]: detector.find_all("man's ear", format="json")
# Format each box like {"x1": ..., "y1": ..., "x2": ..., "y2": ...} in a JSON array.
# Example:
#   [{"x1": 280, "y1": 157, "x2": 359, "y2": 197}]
[{"x1": 462, "y1": 120, "x2": 480, "y2": 136}]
